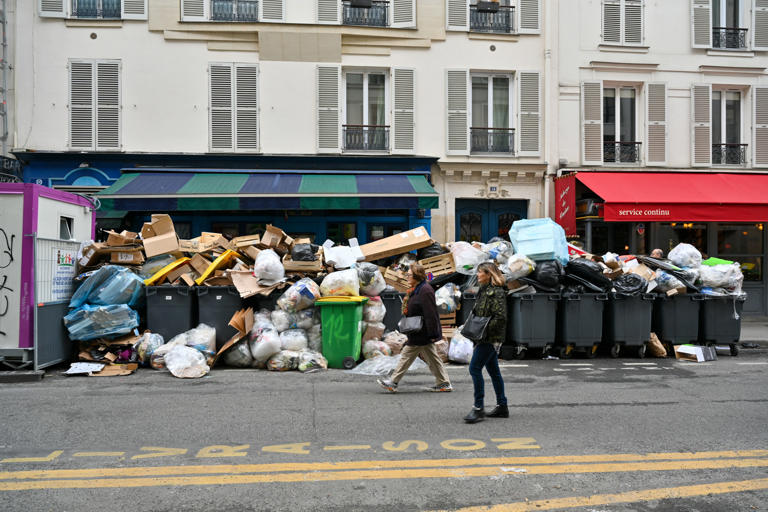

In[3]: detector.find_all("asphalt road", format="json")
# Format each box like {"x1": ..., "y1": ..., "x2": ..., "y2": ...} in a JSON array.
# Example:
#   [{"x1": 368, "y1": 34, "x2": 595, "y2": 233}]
[{"x1": 1, "y1": 347, "x2": 767, "y2": 512}]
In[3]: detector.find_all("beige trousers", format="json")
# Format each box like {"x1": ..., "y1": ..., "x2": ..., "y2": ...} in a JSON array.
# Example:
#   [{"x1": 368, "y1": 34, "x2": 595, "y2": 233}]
[{"x1": 391, "y1": 344, "x2": 450, "y2": 386}]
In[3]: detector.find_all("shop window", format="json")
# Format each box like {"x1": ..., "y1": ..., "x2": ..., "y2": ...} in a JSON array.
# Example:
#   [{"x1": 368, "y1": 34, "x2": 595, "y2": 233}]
[
  {"x1": 245, "y1": 223, "x2": 265, "y2": 235},
  {"x1": 174, "y1": 222, "x2": 192, "y2": 240},
  {"x1": 327, "y1": 222, "x2": 356, "y2": 241},
  {"x1": 459, "y1": 212, "x2": 483, "y2": 242},
  {"x1": 587, "y1": 222, "x2": 631, "y2": 256},
  {"x1": 368, "y1": 224, "x2": 403, "y2": 242},
  {"x1": 718, "y1": 223, "x2": 764, "y2": 281},
  {"x1": 657, "y1": 223, "x2": 708, "y2": 256},
  {"x1": 59, "y1": 216, "x2": 74, "y2": 240}
]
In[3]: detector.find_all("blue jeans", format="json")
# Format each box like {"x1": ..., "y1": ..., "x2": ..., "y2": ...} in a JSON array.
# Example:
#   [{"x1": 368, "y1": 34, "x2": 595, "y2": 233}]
[{"x1": 469, "y1": 343, "x2": 507, "y2": 409}]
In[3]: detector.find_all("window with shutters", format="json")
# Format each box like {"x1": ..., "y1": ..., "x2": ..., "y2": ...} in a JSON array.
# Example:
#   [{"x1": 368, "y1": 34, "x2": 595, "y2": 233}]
[
  {"x1": 343, "y1": 70, "x2": 389, "y2": 151},
  {"x1": 449, "y1": 0, "x2": 540, "y2": 34},
  {"x1": 342, "y1": 0, "x2": 389, "y2": 27},
  {"x1": 711, "y1": 90, "x2": 746, "y2": 165},
  {"x1": 209, "y1": 63, "x2": 259, "y2": 152},
  {"x1": 40, "y1": 0, "x2": 148, "y2": 19},
  {"x1": 603, "y1": 87, "x2": 640, "y2": 163},
  {"x1": 68, "y1": 59, "x2": 121, "y2": 151},
  {"x1": 602, "y1": 0, "x2": 644, "y2": 45},
  {"x1": 211, "y1": 0, "x2": 259, "y2": 21},
  {"x1": 711, "y1": 0, "x2": 748, "y2": 48},
  {"x1": 470, "y1": 0, "x2": 514, "y2": 34},
  {"x1": 470, "y1": 73, "x2": 514, "y2": 154}
]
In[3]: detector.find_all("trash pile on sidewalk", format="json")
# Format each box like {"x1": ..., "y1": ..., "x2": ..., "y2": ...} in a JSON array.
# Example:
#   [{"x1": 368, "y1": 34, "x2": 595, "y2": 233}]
[{"x1": 62, "y1": 214, "x2": 748, "y2": 377}]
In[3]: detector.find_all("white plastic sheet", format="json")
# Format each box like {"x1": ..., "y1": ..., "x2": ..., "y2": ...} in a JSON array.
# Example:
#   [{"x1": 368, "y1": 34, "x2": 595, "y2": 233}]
[{"x1": 165, "y1": 345, "x2": 210, "y2": 378}]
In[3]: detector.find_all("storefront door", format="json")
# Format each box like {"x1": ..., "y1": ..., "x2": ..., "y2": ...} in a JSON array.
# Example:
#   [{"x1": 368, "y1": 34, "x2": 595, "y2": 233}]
[{"x1": 455, "y1": 199, "x2": 527, "y2": 242}]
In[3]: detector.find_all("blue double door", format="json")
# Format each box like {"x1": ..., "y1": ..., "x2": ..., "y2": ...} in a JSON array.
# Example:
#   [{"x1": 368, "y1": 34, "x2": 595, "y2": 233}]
[{"x1": 455, "y1": 199, "x2": 528, "y2": 243}]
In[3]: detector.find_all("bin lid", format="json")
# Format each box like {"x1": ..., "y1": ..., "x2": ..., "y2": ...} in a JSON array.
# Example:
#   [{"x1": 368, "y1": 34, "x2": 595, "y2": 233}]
[{"x1": 315, "y1": 296, "x2": 369, "y2": 305}]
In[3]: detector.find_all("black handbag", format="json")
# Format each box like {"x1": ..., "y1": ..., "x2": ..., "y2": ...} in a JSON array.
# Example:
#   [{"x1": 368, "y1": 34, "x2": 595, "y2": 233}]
[
  {"x1": 460, "y1": 312, "x2": 491, "y2": 342},
  {"x1": 397, "y1": 316, "x2": 423, "y2": 334}
]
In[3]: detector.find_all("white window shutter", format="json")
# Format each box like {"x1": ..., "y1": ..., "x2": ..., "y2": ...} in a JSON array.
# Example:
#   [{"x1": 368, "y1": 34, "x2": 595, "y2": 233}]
[
  {"x1": 235, "y1": 65, "x2": 259, "y2": 152},
  {"x1": 603, "y1": 0, "x2": 621, "y2": 43},
  {"x1": 754, "y1": 86, "x2": 768, "y2": 167},
  {"x1": 317, "y1": 0, "x2": 339, "y2": 24},
  {"x1": 260, "y1": 0, "x2": 284, "y2": 21},
  {"x1": 392, "y1": 68, "x2": 415, "y2": 154},
  {"x1": 96, "y1": 62, "x2": 120, "y2": 150},
  {"x1": 646, "y1": 82, "x2": 667, "y2": 166},
  {"x1": 122, "y1": 0, "x2": 147, "y2": 20},
  {"x1": 447, "y1": 0, "x2": 468, "y2": 31},
  {"x1": 69, "y1": 61, "x2": 94, "y2": 149},
  {"x1": 691, "y1": 83, "x2": 712, "y2": 166},
  {"x1": 518, "y1": 0, "x2": 541, "y2": 34},
  {"x1": 691, "y1": 0, "x2": 712, "y2": 48},
  {"x1": 210, "y1": 64, "x2": 234, "y2": 151},
  {"x1": 39, "y1": 0, "x2": 66, "y2": 18},
  {"x1": 317, "y1": 65, "x2": 340, "y2": 153},
  {"x1": 518, "y1": 71, "x2": 541, "y2": 157},
  {"x1": 181, "y1": 0, "x2": 208, "y2": 21},
  {"x1": 581, "y1": 81, "x2": 603, "y2": 166},
  {"x1": 753, "y1": 0, "x2": 768, "y2": 51},
  {"x1": 446, "y1": 69, "x2": 469, "y2": 155},
  {"x1": 392, "y1": 0, "x2": 416, "y2": 28},
  {"x1": 624, "y1": 0, "x2": 644, "y2": 44}
]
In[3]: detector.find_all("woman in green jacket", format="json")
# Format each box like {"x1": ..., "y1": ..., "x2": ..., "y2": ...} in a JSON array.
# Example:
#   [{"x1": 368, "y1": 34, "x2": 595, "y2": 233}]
[{"x1": 464, "y1": 262, "x2": 508, "y2": 424}]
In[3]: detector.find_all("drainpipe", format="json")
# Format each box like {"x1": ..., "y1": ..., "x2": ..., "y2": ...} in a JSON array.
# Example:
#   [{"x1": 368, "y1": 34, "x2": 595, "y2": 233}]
[
  {"x1": 542, "y1": 0, "x2": 557, "y2": 219},
  {"x1": 0, "y1": 0, "x2": 7, "y2": 156}
]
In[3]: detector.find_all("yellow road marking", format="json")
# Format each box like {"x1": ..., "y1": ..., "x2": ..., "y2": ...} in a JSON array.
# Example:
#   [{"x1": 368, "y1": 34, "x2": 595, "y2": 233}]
[
  {"x1": 1, "y1": 450, "x2": 767, "y2": 481},
  {"x1": 1, "y1": 457, "x2": 768, "y2": 491},
  {"x1": 441, "y1": 477, "x2": 768, "y2": 511},
  {"x1": 491, "y1": 438, "x2": 540, "y2": 450},
  {"x1": 72, "y1": 452, "x2": 125, "y2": 458},
  {"x1": 0, "y1": 451, "x2": 63, "y2": 464},
  {"x1": 261, "y1": 443, "x2": 311, "y2": 455},
  {"x1": 131, "y1": 447, "x2": 188, "y2": 460},
  {"x1": 323, "y1": 445, "x2": 371, "y2": 451},
  {"x1": 441, "y1": 439, "x2": 487, "y2": 451},
  {"x1": 195, "y1": 445, "x2": 249, "y2": 458}
]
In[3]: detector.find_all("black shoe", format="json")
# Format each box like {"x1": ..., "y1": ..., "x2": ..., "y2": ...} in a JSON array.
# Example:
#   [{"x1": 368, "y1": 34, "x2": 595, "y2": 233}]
[
  {"x1": 487, "y1": 405, "x2": 509, "y2": 418},
  {"x1": 464, "y1": 407, "x2": 485, "y2": 424}
]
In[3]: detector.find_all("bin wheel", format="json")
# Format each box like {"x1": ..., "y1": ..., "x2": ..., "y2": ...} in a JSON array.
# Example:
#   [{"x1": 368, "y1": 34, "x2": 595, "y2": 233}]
[
  {"x1": 585, "y1": 345, "x2": 598, "y2": 359},
  {"x1": 559, "y1": 346, "x2": 573, "y2": 359},
  {"x1": 342, "y1": 357, "x2": 357, "y2": 370},
  {"x1": 610, "y1": 344, "x2": 621, "y2": 358},
  {"x1": 514, "y1": 347, "x2": 527, "y2": 360},
  {"x1": 730, "y1": 344, "x2": 740, "y2": 357},
  {"x1": 637, "y1": 344, "x2": 647, "y2": 359}
]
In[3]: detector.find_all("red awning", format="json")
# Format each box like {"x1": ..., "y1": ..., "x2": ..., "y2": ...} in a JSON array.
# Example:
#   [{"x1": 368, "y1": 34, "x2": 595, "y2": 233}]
[{"x1": 576, "y1": 172, "x2": 768, "y2": 222}]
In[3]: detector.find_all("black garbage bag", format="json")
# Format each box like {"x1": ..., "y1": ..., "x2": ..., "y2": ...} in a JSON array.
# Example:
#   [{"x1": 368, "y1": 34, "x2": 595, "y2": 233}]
[
  {"x1": 530, "y1": 260, "x2": 564, "y2": 290},
  {"x1": 563, "y1": 283, "x2": 586, "y2": 294},
  {"x1": 291, "y1": 243, "x2": 318, "y2": 262},
  {"x1": 519, "y1": 276, "x2": 560, "y2": 293},
  {"x1": 565, "y1": 258, "x2": 612, "y2": 292},
  {"x1": 417, "y1": 242, "x2": 446, "y2": 261},
  {"x1": 613, "y1": 273, "x2": 646, "y2": 296},
  {"x1": 562, "y1": 273, "x2": 606, "y2": 293}
]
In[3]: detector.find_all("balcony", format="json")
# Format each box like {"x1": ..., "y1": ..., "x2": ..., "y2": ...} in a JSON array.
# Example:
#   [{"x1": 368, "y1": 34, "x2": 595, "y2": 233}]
[
  {"x1": 470, "y1": 3, "x2": 514, "y2": 34},
  {"x1": 603, "y1": 141, "x2": 641, "y2": 164},
  {"x1": 0, "y1": 156, "x2": 22, "y2": 184},
  {"x1": 211, "y1": 0, "x2": 259, "y2": 22},
  {"x1": 343, "y1": 0, "x2": 389, "y2": 27},
  {"x1": 343, "y1": 125, "x2": 390, "y2": 151},
  {"x1": 471, "y1": 127, "x2": 515, "y2": 154},
  {"x1": 712, "y1": 27, "x2": 748, "y2": 50},
  {"x1": 712, "y1": 143, "x2": 748, "y2": 165},
  {"x1": 72, "y1": 0, "x2": 121, "y2": 19}
]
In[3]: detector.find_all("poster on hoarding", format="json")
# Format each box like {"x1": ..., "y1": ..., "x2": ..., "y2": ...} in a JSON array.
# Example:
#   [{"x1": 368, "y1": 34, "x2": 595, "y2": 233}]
[
  {"x1": 555, "y1": 174, "x2": 577, "y2": 237},
  {"x1": 51, "y1": 249, "x2": 77, "y2": 301}
]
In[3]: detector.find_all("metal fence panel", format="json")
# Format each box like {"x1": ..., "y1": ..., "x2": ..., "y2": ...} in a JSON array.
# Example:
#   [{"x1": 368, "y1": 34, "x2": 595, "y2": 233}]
[{"x1": 35, "y1": 238, "x2": 81, "y2": 304}]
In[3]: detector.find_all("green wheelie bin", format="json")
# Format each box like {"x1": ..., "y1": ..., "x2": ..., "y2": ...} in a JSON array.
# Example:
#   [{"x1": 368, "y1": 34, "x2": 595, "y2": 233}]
[{"x1": 315, "y1": 296, "x2": 368, "y2": 369}]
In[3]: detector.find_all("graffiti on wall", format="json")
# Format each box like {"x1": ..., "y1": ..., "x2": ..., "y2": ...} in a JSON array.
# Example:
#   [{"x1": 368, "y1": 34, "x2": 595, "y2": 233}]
[{"x1": 0, "y1": 227, "x2": 15, "y2": 337}]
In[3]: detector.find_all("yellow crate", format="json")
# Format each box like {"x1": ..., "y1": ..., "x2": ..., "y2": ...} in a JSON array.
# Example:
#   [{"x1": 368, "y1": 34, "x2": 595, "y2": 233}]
[{"x1": 419, "y1": 253, "x2": 455, "y2": 279}]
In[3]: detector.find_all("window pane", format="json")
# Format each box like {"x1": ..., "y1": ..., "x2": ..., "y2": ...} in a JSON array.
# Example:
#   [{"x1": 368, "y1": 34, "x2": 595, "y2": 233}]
[
  {"x1": 497, "y1": 212, "x2": 519, "y2": 238},
  {"x1": 346, "y1": 73, "x2": 364, "y2": 125},
  {"x1": 735, "y1": 256, "x2": 762, "y2": 281},
  {"x1": 245, "y1": 222, "x2": 265, "y2": 235},
  {"x1": 327, "y1": 222, "x2": 356, "y2": 241},
  {"x1": 492, "y1": 77, "x2": 509, "y2": 128},
  {"x1": 59, "y1": 217, "x2": 73, "y2": 239},
  {"x1": 657, "y1": 223, "x2": 708, "y2": 256},
  {"x1": 726, "y1": 0, "x2": 738, "y2": 28},
  {"x1": 368, "y1": 73, "x2": 385, "y2": 126},
  {"x1": 619, "y1": 88, "x2": 635, "y2": 141},
  {"x1": 472, "y1": 76, "x2": 489, "y2": 127},
  {"x1": 459, "y1": 212, "x2": 483, "y2": 242},
  {"x1": 712, "y1": 91, "x2": 722, "y2": 144},
  {"x1": 718, "y1": 223, "x2": 764, "y2": 255},
  {"x1": 713, "y1": 0, "x2": 721, "y2": 27},
  {"x1": 603, "y1": 88, "x2": 616, "y2": 142},
  {"x1": 725, "y1": 91, "x2": 740, "y2": 143}
]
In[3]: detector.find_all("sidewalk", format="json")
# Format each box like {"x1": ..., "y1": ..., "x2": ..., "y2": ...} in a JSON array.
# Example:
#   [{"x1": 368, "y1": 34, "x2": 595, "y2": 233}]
[{"x1": 740, "y1": 316, "x2": 768, "y2": 346}]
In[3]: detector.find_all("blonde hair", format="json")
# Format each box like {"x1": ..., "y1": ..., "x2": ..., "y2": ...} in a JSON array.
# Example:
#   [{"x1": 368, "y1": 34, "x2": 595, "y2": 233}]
[{"x1": 477, "y1": 262, "x2": 505, "y2": 287}]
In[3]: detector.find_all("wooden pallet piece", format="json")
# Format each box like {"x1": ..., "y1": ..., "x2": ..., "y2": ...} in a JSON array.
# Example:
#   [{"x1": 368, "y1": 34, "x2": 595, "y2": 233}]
[
  {"x1": 383, "y1": 267, "x2": 410, "y2": 293},
  {"x1": 418, "y1": 253, "x2": 455, "y2": 279}
]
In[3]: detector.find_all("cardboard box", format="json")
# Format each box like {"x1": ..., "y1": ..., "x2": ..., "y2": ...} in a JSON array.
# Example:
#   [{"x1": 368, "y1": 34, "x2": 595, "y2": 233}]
[
  {"x1": 109, "y1": 249, "x2": 145, "y2": 265},
  {"x1": 142, "y1": 214, "x2": 179, "y2": 258},
  {"x1": 674, "y1": 344, "x2": 717, "y2": 362},
  {"x1": 190, "y1": 254, "x2": 213, "y2": 276},
  {"x1": 79, "y1": 242, "x2": 108, "y2": 267},
  {"x1": 105, "y1": 230, "x2": 139, "y2": 247},
  {"x1": 627, "y1": 263, "x2": 656, "y2": 282},
  {"x1": 244, "y1": 246, "x2": 261, "y2": 261},
  {"x1": 262, "y1": 225, "x2": 286, "y2": 248},
  {"x1": 165, "y1": 262, "x2": 193, "y2": 283},
  {"x1": 231, "y1": 234, "x2": 261, "y2": 249},
  {"x1": 179, "y1": 238, "x2": 200, "y2": 252},
  {"x1": 361, "y1": 227, "x2": 433, "y2": 261},
  {"x1": 141, "y1": 214, "x2": 174, "y2": 239},
  {"x1": 180, "y1": 273, "x2": 197, "y2": 287},
  {"x1": 282, "y1": 249, "x2": 324, "y2": 273}
]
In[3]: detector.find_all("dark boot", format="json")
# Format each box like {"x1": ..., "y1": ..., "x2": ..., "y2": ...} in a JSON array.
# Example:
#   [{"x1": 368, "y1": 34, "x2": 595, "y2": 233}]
[
  {"x1": 487, "y1": 404, "x2": 509, "y2": 418},
  {"x1": 463, "y1": 407, "x2": 485, "y2": 424}
]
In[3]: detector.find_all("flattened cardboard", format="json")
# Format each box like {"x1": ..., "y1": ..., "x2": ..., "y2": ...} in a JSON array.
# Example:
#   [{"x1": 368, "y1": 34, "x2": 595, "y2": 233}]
[
  {"x1": 230, "y1": 271, "x2": 286, "y2": 298},
  {"x1": 361, "y1": 227, "x2": 433, "y2": 261},
  {"x1": 91, "y1": 363, "x2": 139, "y2": 377},
  {"x1": 180, "y1": 273, "x2": 197, "y2": 287},
  {"x1": 231, "y1": 234, "x2": 261, "y2": 248},
  {"x1": 212, "y1": 308, "x2": 254, "y2": 368},
  {"x1": 674, "y1": 344, "x2": 716, "y2": 363},
  {"x1": 190, "y1": 254, "x2": 213, "y2": 276},
  {"x1": 165, "y1": 262, "x2": 193, "y2": 284},
  {"x1": 627, "y1": 263, "x2": 655, "y2": 282},
  {"x1": 179, "y1": 238, "x2": 201, "y2": 252},
  {"x1": 141, "y1": 214, "x2": 174, "y2": 239}
]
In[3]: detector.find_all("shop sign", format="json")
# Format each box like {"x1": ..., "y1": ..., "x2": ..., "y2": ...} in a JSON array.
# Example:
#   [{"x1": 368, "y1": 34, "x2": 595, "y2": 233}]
[
  {"x1": 555, "y1": 174, "x2": 577, "y2": 237},
  {"x1": 636, "y1": 223, "x2": 645, "y2": 235}
]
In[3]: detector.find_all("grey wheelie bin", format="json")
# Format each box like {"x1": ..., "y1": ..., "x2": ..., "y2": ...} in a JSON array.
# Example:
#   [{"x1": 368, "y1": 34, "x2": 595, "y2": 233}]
[
  {"x1": 501, "y1": 292, "x2": 560, "y2": 359},
  {"x1": 603, "y1": 292, "x2": 654, "y2": 358},
  {"x1": 555, "y1": 293, "x2": 608, "y2": 358},
  {"x1": 652, "y1": 293, "x2": 704, "y2": 355},
  {"x1": 698, "y1": 294, "x2": 747, "y2": 356}
]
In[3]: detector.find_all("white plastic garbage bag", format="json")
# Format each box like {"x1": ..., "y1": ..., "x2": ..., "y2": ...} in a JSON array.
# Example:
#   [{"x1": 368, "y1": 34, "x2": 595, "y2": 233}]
[
  {"x1": 355, "y1": 262, "x2": 387, "y2": 297},
  {"x1": 505, "y1": 254, "x2": 536, "y2": 280},
  {"x1": 699, "y1": 263, "x2": 744, "y2": 292},
  {"x1": 382, "y1": 331, "x2": 407, "y2": 355},
  {"x1": 253, "y1": 249, "x2": 285, "y2": 285},
  {"x1": 307, "y1": 323, "x2": 322, "y2": 352},
  {"x1": 450, "y1": 242, "x2": 487, "y2": 275},
  {"x1": 222, "y1": 340, "x2": 253, "y2": 368},
  {"x1": 320, "y1": 269, "x2": 360, "y2": 296},
  {"x1": 435, "y1": 283, "x2": 461, "y2": 314},
  {"x1": 250, "y1": 329, "x2": 281, "y2": 365},
  {"x1": 165, "y1": 345, "x2": 210, "y2": 378},
  {"x1": 134, "y1": 332, "x2": 164, "y2": 366},
  {"x1": 363, "y1": 339, "x2": 392, "y2": 359},
  {"x1": 668, "y1": 243, "x2": 702, "y2": 269},
  {"x1": 294, "y1": 308, "x2": 316, "y2": 330},
  {"x1": 297, "y1": 349, "x2": 328, "y2": 373},
  {"x1": 267, "y1": 350, "x2": 300, "y2": 371},
  {"x1": 363, "y1": 297, "x2": 387, "y2": 323},
  {"x1": 280, "y1": 329, "x2": 309, "y2": 351},
  {"x1": 654, "y1": 270, "x2": 686, "y2": 293},
  {"x1": 277, "y1": 278, "x2": 321, "y2": 312},
  {"x1": 168, "y1": 323, "x2": 217, "y2": 365},
  {"x1": 448, "y1": 330, "x2": 474, "y2": 364}
]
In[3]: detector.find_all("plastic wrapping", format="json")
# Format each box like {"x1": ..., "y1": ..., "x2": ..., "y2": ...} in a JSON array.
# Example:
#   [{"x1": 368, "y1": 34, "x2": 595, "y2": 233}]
[
  {"x1": 271, "y1": 309, "x2": 293, "y2": 332},
  {"x1": 253, "y1": 249, "x2": 285, "y2": 285},
  {"x1": 362, "y1": 322, "x2": 386, "y2": 343},
  {"x1": 168, "y1": 323, "x2": 217, "y2": 365},
  {"x1": 362, "y1": 339, "x2": 392, "y2": 359},
  {"x1": 267, "y1": 350, "x2": 300, "y2": 371},
  {"x1": 613, "y1": 273, "x2": 646, "y2": 296},
  {"x1": 320, "y1": 269, "x2": 360, "y2": 297},
  {"x1": 222, "y1": 340, "x2": 253, "y2": 367},
  {"x1": 276, "y1": 278, "x2": 321, "y2": 313},
  {"x1": 297, "y1": 349, "x2": 328, "y2": 372},
  {"x1": 654, "y1": 270, "x2": 686, "y2": 292},
  {"x1": 347, "y1": 353, "x2": 427, "y2": 376},
  {"x1": 668, "y1": 243, "x2": 702, "y2": 269},
  {"x1": 150, "y1": 337, "x2": 188, "y2": 370},
  {"x1": 250, "y1": 329, "x2": 282, "y2": 365},
  {"x1": 435, "y1": 283, "x2": 461, "y2": 314},
  {"x1": 69, "y1": 266, "x2": 145, "y2": 309},
  {"x1": 355, "y1": 262, "x2": 387, "y2": 297},
  {"x1": 165, "y1": 345, "x2": 210, "y2": 378},
  {"x1": 307, "y1": 323, "x2": 323, "y2": 352},
  {"x1": 484, "y1": 240, "x2": 515, "y2": 266},
  {"x1": 250, "y1": 309, "x2": 276, "y2": 342},
  {"x1": 363, "y1": 297, "x2": 387, "y2": 323},
  {"x1": 64, "y1": 304, "x2": 139, "y2": 341},
  {"x1": 508, "y1": 218, "x2": 569, "y2": 265},
  {"x1": 417, "y1": 242, "x2": 446, "y2": 260},
  {"x1": 448, "y1": 331, "x2": 474, "y2": 364},
  {"x1": 505, "y1": 254, "x2": 536, "y2": 281},
  {"x1": 699, "y1": 263, "x2": 744, "y2": 293},
  {"x1": 138, "y1": 255, "x2": 178, "y2": 279},
  {"x1": 280, "y1": 329, "x2": 309, "y2": 351},
  {"x1": 382, "y1": 331, "x2": 407, "y2": 355},
  {"x1": 450, "y1": 242, "x2": 487, "y2": 275},
  {"x1": 134, "y1": 332, "x2": 164, "y2": 366}
]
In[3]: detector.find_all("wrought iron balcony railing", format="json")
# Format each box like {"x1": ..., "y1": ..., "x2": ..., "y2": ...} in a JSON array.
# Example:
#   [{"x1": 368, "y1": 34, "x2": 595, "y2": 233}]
[
  {"x1": 0, "y1": 156, "x2": 22, "y2": 183},
  {"x1": 471, "y1": 127, "x2": 515, "y2": 154},
  {"x1": 603, "y1": 141, "x2": 642, "y2": 163},
  {"x1": 344, "y1": 125, "x2": 390, "y2": 151},
  {"x1": 470, "y1": 4, "x2": 514, "y2": 34},
  {"x1": 712, "y1": 143, "x2": 748, "y2": 165},
  {"x1": 343, "y1": 0, "x2": 389, "y2": 27},
  {"x1": 712, "y1": 27, "x2": 748, "y2": 49},
  {"x1": 211, "y1": 0, "x2": 259, "y2": 21},
  {"x1": 72, "y1": 0, "x2": 121, "y2": 19}
]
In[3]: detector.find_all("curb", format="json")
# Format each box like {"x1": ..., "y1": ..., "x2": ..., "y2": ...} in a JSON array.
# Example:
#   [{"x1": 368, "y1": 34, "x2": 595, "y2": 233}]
[{"x1": 0, "y1": 371, "x2": 45, "y2": 383}]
